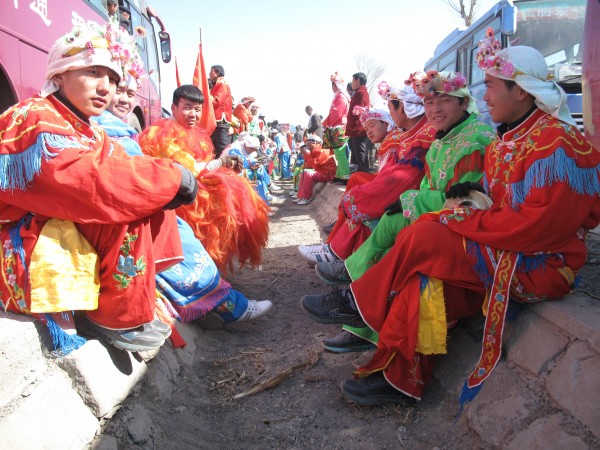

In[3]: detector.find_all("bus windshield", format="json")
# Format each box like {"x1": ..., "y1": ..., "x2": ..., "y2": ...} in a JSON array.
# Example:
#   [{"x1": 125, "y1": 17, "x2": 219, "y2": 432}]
[{"x1": 510, "y1": 0, "x2": 586, "y2": 88}]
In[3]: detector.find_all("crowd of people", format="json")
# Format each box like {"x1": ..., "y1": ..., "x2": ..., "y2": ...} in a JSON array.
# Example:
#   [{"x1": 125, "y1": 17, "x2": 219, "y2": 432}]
[{"x1": 0, "y1": 16, "x2": 598, "y2": 413}]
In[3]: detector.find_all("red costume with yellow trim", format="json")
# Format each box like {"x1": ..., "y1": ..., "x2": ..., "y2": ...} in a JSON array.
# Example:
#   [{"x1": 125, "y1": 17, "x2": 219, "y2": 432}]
[
  {"x1": 0, "y1": 95, "x2": 183, "y2": 330},
  {"x1": 139, "y1": 118, "x2": 269, "y2": 271},
  {"x1": 350, "y1": 109, "x2": 600, "y2": 401},
  {"x1": 327, "y1": 118, "x2": 435, "y2": 258}
]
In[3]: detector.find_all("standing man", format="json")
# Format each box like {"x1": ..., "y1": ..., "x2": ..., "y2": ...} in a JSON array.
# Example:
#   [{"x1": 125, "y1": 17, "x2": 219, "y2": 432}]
[
  {"x1": 305, "y1": 106, "x2": 324, "y2": 139},
  {"x1": 209, "y1": 64, "x2": 233, "y2": 157},
  {"x1": 346, "y1": 72, "x2": 370, "y2": 173}
]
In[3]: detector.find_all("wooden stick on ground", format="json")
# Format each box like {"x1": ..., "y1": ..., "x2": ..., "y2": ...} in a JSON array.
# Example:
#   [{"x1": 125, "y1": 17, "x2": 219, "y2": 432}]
[{"x1": 233, "y1": 352, "x2": 320, "y2": 400}]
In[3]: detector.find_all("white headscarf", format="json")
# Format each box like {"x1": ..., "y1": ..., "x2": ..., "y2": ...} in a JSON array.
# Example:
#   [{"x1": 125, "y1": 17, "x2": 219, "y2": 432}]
[
  {"x1": 378, "y1": 82, "x2": 425, "y2": 119},
  {"x1": 486, "y1": 46, "x2": 574, "y2": 125},
  {"x1": 353, "y1": 106, "x2": 396, "y2": 132}
]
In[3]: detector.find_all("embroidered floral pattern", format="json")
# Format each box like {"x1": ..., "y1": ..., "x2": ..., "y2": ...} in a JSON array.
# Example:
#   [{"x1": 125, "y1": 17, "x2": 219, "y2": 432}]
[
  {"x1": 0, "y1": 237, "x2": 27, "y2": 313},
  {"x1": 113, "y1": 233, "x2": 146, "y2": 289}
]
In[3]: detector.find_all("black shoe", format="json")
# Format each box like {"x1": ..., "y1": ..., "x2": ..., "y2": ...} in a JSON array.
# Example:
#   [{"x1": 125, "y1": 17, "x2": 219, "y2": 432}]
[
  {"x1": 300, "y1": 289, "x2": 360, "y2": 324},
  {"x1": 315, "y1": 260, "x2": 351, "y2": 285},
  {"x1": 79, "y1": 318, "x2": 165, "y2": 352},
  {"x1": 332, "y1": 178, "x2": 348, "y2": 186},
  {"x1": 321, "y1": 330, "x2": 375, "y2": 353},
  {"x1": 340, "y1": 372, "x2": 414, "y2": 406},
  {"x1": 322, "y1": 222, "x2": 335, "y2": 234}
]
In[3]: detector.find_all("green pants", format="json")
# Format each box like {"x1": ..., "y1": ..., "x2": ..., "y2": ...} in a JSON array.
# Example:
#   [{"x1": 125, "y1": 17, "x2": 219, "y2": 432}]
[{"x1": 345, "y1": 212, "x2": 411, "y2": 280}]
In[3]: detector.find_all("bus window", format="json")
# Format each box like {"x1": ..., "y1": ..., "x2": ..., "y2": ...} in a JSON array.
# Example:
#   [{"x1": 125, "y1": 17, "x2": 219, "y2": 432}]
[
  {"x1": 439, "y1": 52, "x2": 456, "y2": 72},
  {"x1": 457, "y1": 45, "x2": 469, "y2": 75},
  {"x1": 470, "y1": 19, "x2": 501, "y2": 86},
  {"x1": 510, "y1": 0, "x2": 585, "y2": 89},
  {"x1": 144, "y1": 16, "x2": 160, "y2": 91}
]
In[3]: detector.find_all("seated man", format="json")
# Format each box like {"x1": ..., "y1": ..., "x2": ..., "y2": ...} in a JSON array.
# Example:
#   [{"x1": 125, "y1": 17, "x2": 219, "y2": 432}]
[
  {"x1": 222, "y1": 132, "x2": 276, "y2": 204},
  {"x1": 304, "y1": 34, "x2": 600, "y2": 405},
  {"x1": 94, "y1": 78, "x2": 272, "y2": 333},
  {"x1": 302, "y1": 70, "x2": 495, "y2": 352},
  {"x1": 0, "y1": 21, "x2": 198, "y2": 353},
  {"x1": 293, "y1": 134, "x2": 337, "y2": 205},
  {"x1": 139, "y1": 85, "x2": 270, "y2": 272},
  {"x1": 298, "y1": 85, "x2": 435, "y2": 266}
]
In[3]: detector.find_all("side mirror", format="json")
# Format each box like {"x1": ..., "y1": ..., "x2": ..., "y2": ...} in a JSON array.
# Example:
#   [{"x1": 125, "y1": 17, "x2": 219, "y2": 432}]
[
  {"x1": 158, "y1": 31, "x2": 171, "y2": 63},
  {"x1": 501, "y1": 4, "x2": 518, "y2": 36}
]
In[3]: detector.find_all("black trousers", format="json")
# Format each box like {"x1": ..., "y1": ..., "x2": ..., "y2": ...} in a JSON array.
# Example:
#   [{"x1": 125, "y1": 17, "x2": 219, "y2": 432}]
[
  {"x1": 349, "y1": 135, "x2": 370, "y2": 173},
  {"x1": 211, "y1": 122, "x2": 230, "y2": 157}
]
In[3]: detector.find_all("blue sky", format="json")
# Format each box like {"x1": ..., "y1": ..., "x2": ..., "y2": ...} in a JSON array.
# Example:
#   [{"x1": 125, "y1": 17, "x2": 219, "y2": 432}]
[{"x1": 150, "y1": 0, "x2": 498, "y2": 127}]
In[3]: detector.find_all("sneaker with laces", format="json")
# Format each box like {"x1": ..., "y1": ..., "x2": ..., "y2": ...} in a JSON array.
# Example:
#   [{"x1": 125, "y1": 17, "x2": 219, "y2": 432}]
[
  {"x1": 146, "y1": 318, "x2": 172, "y2": 339},
  {"x1": 321, "y1": 330, "x2": 376, "y2": 353},
  {"x1": 300, "y1": 289, "x2": 360, "y2": 324},
  {"x1": 292, "y1": 197, "x2": 300, "y2": 203},
  {"x1": 340, "y1": 372, "x2": 415, "y2": 406},
  {"x1": 78, "y1": 317, "x2": 165, "y2": 352},
  {"x1": 315, "y1": 260, "x2": 351, "y2": 285},
  {"x1": 235, "y1": 299, "x2": 273, "y2": 323},
  {"x1": 269, "y1": 183, "x2": 282, "y2": 191},
  {"x1": 298, "y1": 243, "x2": 339, "y2": 266},
  {"x1": 289, "y1": 190, "x2": 297, "y2": 196},
  {"x1": 297, "y1": 198, "x2": 311, "y2": 205}
]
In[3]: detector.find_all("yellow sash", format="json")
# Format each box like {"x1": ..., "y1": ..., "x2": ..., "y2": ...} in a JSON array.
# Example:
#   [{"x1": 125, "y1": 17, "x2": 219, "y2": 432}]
[{"x1": 29, "y1": 219, "x2": 100, "y2": 313}]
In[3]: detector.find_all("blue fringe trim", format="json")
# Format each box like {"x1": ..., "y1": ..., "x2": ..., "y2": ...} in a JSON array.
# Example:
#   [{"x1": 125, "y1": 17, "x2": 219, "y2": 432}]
[
  {"x1": 511, "y1": 147, "x2": 600, "y2": 207},
  {"x1": 0, "y1": 133, "x2": 77, "y2": 191},
  {"x1": 573, "y1": 273, "x2": 581, "y2": 289},
  {"x1": 8, "y1": 215, "x2": 32, "y2": 282},
  {"x1": 516, "y1": 253, "x2": 550, "y2": 272},
  {"x1": 457, "y1": 380, "x2": 483, "y2": 418},
  {"x1": 466, "y1": 240, "x2": 493, "y2": 288},
  {"x1": 418, "y1": 273, "x2": 429, "y2": 295},
  {"x1": 44, "y1": 314, "x2": 86, "y2": 355}
]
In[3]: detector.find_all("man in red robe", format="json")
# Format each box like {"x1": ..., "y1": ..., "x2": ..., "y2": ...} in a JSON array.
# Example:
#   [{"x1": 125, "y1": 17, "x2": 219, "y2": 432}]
[{"x1": 0, "y1": 21, "x2": 198, "y2": 353}]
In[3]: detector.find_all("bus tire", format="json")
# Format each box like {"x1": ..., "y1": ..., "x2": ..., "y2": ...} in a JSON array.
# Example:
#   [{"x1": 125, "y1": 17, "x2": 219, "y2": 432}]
[{"x1": 129, "y1": 113, "x2": 143, "y2": 133}]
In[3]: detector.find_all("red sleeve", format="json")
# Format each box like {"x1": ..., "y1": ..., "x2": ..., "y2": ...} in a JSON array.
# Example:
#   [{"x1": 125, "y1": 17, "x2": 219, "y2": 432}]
[
  {"x1": 323, "y1": 94, "x2": 348, "y2": 127},
  {"x1": 0, "y1": 145, "x2": 182, "y2": 224},
  {"x1": 211, "y1": 83, "x2": 226, "y2": 109},
  {"x1": 443, "y1": 181, "x2": 599, "y2": 255}
]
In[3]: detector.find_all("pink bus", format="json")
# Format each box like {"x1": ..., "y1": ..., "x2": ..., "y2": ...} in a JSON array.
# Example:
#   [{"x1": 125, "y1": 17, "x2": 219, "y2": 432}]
[{"x1": 0, "y1": 0, "x2": 171, "y2": 130}]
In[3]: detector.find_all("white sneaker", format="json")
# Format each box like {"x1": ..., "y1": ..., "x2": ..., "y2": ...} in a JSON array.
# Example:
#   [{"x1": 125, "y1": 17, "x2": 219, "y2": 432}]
[
  {"x1": 270, "y1": 183, "x2": 282, "y2": 191},
  {"x1": 289, "y1": 190, "x2": 296, "y2": 196},
  {"x1": 297, "y1": 198, "x2": 311, "y2": 205},
  {"x1": 235, "y1": 300, "x2": 273, "y2": 323},
  {"x1": 298, "y1": 243, "x2": 339, "y2": 265}
]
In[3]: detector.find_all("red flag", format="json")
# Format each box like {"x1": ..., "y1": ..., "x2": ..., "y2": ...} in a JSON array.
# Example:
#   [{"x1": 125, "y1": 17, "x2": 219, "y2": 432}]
[
  {"x1": 193, "y1": 44, "x2": 216, "y2": 135},
  {"x1": 175, "y1": 56, "x2": 181, "y2": 87}
]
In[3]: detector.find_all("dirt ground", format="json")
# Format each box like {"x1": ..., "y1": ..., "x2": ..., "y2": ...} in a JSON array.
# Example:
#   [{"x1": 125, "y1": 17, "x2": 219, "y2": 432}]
[{"x1": 98, "y1": 180, "x2": 600, "y2": 450}]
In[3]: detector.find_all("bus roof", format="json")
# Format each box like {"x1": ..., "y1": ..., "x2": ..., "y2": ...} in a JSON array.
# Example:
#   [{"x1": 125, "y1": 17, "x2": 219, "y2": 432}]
[{"x1": 425, "y1": 0, "x2": 510, "y2": 67}]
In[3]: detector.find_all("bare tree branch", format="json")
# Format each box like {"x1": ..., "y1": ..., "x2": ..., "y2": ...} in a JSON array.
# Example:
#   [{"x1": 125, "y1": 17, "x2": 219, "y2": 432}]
[
  {"x1": 354, "y1": 54, "x2": 386, "y2": 98},
  {"x1": 442, "y1": 0, "x2": 479, "y2": 27}
]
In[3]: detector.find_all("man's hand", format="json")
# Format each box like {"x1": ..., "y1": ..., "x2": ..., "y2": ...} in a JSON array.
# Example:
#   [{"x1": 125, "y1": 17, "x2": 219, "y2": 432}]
[
  {"x1": 384, "y1": 199, "x2": 403, "y2": 216},
  {"x1": 220, "y1": 155, "x2": 243, "y2": 173},
  {"x1": 163, "y1": 164, "x2": 198, "y2": 210},
  {"x1": 445, "y1": 182, "x2": 485, "y2": 199}
]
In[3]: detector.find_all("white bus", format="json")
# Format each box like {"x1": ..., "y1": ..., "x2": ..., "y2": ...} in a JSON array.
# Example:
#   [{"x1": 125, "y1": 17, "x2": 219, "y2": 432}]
[{"x1": 425, "y1": 0, "x2": 586, "y2": 129}]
